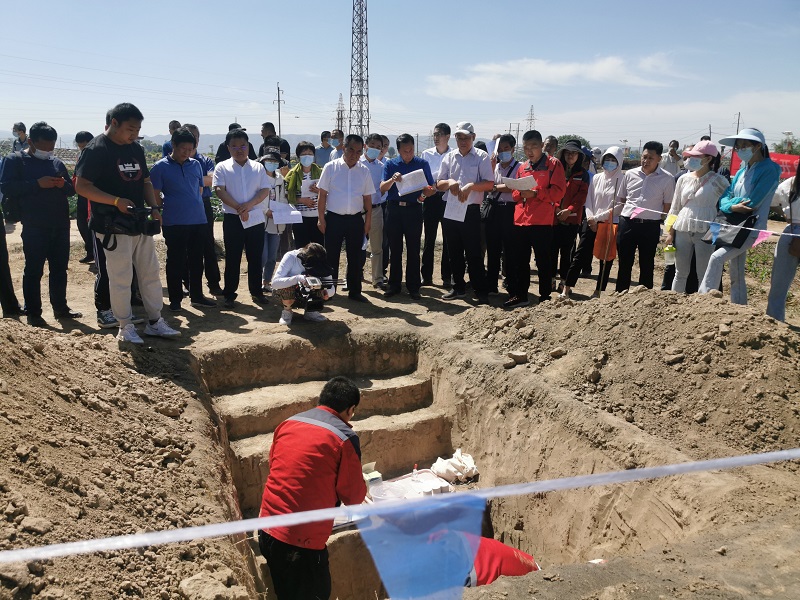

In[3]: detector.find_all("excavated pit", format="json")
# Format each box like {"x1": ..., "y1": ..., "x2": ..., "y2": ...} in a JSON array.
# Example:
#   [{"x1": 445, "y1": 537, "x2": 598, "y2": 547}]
[{"x1": 189, "y1": 319, "x2": 800, "y2": 599}]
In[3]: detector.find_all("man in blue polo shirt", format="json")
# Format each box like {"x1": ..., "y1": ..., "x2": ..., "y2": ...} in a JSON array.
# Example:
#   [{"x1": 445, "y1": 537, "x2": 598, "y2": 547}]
[
  {"x1": 150, "y1": 127, "x2": 217, "y2": 311},
  {"x1": 380, "y1": 133, "x2": 436, "y2": 299},
  {"x1": 185, "y1": 123, "x2": 223, "y2": 296}
]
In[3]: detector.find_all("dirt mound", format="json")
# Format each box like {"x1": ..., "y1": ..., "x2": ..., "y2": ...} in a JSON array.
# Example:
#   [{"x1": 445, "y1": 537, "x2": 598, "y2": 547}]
[
  {"x1": 458, "y1": 287, "x2": 800, "y2": 461},
  {"x1": 0, "y1": 321, "x2": 254, "y2": 599}
]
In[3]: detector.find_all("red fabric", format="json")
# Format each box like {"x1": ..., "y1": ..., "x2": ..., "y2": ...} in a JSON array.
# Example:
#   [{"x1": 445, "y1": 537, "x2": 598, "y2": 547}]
[
  {"x1": 259, "y1": 406, "x2": 367, "y2": 550},
  {"x1": 556, "y1": 169, "x2": 589, "y2": 225},
  {"x1": 511, "y1": 156, "x2": 566, "y2": 226},
  {"x1": 473, "y1": 537, "x2": 539, "y2": 586},
  {"x1": 730, "y1": 152, "x2": 798, "y2": 179}
]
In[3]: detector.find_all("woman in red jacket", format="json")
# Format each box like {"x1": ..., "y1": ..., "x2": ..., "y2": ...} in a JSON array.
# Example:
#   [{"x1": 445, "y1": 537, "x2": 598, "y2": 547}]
[{"x1": 551, "y1": 140, "x2": 589, "y2": 292}]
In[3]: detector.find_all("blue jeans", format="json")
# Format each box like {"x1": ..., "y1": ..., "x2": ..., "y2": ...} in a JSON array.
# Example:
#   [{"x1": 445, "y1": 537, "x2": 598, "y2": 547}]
[
  {"x1": 699, "y1": 235, "x2": 756, "y2": 305},
  {"x1": 262, "y1": 232, "x2": 281, "y2": 283},
  {"x1": 766, "y1": 224, "x2": 800, "y2": 322}
]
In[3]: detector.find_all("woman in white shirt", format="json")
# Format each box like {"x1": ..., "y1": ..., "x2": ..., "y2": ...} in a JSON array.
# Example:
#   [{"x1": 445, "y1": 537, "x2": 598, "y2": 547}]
[
  {"x1": 665, "y1": 140, "x2": 729, "y2": 293},
  {"x1": 272, "y1": 243, "x2": 335, "y2": 325},
  {"x1": 260, "y1": 151, "x2": 288, "y2": 292},
  {"x1": 766, "y1": 170, "x2": 799, "y2": 321}
]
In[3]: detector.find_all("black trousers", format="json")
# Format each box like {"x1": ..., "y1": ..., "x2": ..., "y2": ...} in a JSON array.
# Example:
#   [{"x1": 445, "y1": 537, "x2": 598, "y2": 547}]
[
  {"x1": 484, "y1": 202, "x2": 516, "y2": 291},
  {"x1": 551, "y1": 223, "x2": 580, "y2": 281},
  {"x1": 92, "y1": 235, "x2": 111, "y2": 312},
  {"x1": 293, "y1": 216, "x2": 324, "y2": 249},
  {"x1": 324, "y1": 212, "x2": 364, "y2": 295},
  {"x1": 201, "y1": 198, "x2": 221, "y2": 289},
  {"x1": 615, "y1": 216, "x2": 660, "y2": 292},
  {"x1": 76, "y1": 196, "x2": 93, "y2": 258},
  {"x1": 164, "y1": 224, "x2": 205, "y2": 305},
  {"x1": 596, "y1": 260, "x2": 615, "y2": 292},
  {"x1": 564, "y1": 225, "x2": 597, "y2": 287},
  {"x1": 421, "y1": 192, "x2": 451, "y2": 283},
  {"x1": 386, "y1": 202, "x2": 423, "y2": 293},
  {"x1": 259, "y1": 531, "x2": 330, "y2": 600},
  {"x1": 0, "y1": 214, "x2": 22, "y2": 315},
  {"x1": 222, "y1": 213, "x2": 265, "y2": 300},
  {"x1": 512, "y1": 224, "x2": 553, "y2": 300},
  {"x1": 442, "y1": 205, "x2": 487, "y2": 295},
  {"x1": 381, "y1": 203, "x2": 389, "y2": 276},
  {"x1": 21, "y1": 224, "x2": 70, "y2": 317}
]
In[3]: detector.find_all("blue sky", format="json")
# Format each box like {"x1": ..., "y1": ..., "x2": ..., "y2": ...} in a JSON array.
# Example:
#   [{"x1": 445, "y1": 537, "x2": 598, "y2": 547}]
[{"x1": 2, "y1": 0, "x2": 798, "y2": 150}]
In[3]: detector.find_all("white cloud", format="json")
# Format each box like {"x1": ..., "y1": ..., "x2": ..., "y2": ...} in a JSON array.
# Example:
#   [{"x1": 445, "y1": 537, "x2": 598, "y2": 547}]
[{"x1": 425, "y1": 54, "x2": 679, "y2": 101}]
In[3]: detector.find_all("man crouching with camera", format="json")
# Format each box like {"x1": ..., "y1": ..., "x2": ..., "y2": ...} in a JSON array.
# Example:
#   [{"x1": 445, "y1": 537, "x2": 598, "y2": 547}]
[
  {"x1": 272, "y1": 242, "x2": 335, "y2": 325},
  {"x1": 76, "y1": 102, "x2": 180, "y2": 345}
]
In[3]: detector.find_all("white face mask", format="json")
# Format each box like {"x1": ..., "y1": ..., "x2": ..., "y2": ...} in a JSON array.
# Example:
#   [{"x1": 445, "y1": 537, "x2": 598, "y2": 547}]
[
  {"x1": 686, "y1": 157, "x2": 705, "y2": 172},
  {"x1": 32, "y1": 148, "x2": 53, "y2": 160}
]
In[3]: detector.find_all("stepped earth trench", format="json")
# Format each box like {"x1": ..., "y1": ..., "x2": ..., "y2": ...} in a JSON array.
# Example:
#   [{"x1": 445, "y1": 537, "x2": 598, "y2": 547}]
[{"x1": 1, "y1": 233, "x2": 800, "y2": 599}]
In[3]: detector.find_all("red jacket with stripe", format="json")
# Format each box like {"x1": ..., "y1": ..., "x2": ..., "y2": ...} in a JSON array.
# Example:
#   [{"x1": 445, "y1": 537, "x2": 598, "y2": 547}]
[
  {"x1": 556, "y1": 168, "x2": 590, "y2": 225},
  {"x1": 259, "y1": 406, "x2": 367, "y2": 550},
  {"x1": 511, "y1": 155, "x2": 566, "y2": 226}
]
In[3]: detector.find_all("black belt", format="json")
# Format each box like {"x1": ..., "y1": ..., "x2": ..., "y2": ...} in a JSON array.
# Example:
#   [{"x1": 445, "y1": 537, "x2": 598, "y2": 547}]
[
  {"x1": 623, "y1": 216, "x2": 660, "y2": 224},
  {"x1": 327, "y1": 211, "x2": 363, "y2": 217},
  {"x1": 391, "y1": 201, "x2": 422, "y2": 207}
]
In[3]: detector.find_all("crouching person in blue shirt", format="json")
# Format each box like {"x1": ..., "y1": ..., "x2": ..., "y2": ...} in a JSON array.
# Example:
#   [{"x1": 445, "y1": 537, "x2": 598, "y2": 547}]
[{"x1": 272, "y1": 242, "x2": 335, "y2": 325}]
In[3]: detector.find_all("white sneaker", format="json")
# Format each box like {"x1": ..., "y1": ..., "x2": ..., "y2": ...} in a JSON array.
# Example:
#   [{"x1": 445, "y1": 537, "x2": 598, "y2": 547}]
[
  {"x1": 303, "y1": 311, "x2": 327, "y2": 322},
  {"x1": 279, "y1": 309, "x2": 293, "y2": 325},
  {"x1": 144, "y1": 317, "x2": 181, "y2": 338},
  {"x1": 117, "y1": 323, "x2": 143, "y2": 345}
]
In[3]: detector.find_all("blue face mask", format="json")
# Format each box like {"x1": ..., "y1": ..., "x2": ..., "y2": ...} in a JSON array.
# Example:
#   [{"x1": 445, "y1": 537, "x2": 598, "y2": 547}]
[
  {"x1": 330, "y1": 138, "x2": 340, "y2": 148},
  {"x1": 498, "y1": 151, "x2": 512, "y2": 163},
  {"x1": 603, "y1": 160, "x2": 618, "y2": 172},
  {"x1": 299, "y1": 155, "x2": 314, "y2": 167},
  {"x1": 264, "y1": 162, "x2": 279, "y2": 173},
  {"x1": 365, "y1": 147, "x2": 380, "y2": 160},
  {"x1": 686, "y1": 157, "x2": 704, "y2": 172},
  {"x1": 736, "y1": 147, "x2": 753, "y2": 164}
]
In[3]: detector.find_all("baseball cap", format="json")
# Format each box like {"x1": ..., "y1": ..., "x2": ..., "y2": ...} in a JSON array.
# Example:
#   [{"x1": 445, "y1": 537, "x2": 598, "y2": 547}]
[
  {"x1": 228, "y1": 122, "x2": 246, "y2": 131},
  {"x1": 591, "y1": 147, "x2": 602, "y2": 157},
  {"x1": 717, "y1": 128, "x2": 765, "y2": 148},
  {"x1": 683, "y1": 140, "x2": 718, "y2": 158},
  {"x1": 454, "y1": 122, "x2": 475, "y2": 135}
]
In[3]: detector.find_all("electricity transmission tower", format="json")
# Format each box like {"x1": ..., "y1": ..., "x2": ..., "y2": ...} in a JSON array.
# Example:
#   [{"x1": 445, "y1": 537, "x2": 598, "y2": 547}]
[
  {"x1": 336, "y1": 94, "x2": 345, "y2": 132},
  {"x1": 525, "y1": 105, "x2": 536, "y2": 132},
  {"x1": 349, "y1": 0, "x2": 369, "y2": 138}
]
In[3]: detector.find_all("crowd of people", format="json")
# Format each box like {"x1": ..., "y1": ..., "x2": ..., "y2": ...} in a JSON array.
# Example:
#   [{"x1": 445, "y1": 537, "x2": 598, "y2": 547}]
[{"x1": 0, "y1": 105, "x2": 798, "y2": 344}]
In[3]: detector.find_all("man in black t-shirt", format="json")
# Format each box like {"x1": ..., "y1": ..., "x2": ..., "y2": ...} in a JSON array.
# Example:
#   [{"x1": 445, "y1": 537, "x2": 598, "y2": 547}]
[
  {"x1": 75, "y1": 102, "x2": 181, "y2": 345},
  {"x1": 215, "y1": 123, "x2": 257, "y2": 164}
]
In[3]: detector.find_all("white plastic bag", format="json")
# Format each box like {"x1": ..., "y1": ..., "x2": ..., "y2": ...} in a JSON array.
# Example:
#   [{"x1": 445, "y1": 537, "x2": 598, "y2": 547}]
[{"x1": 431, "y1": 448, "x2": 479, "y2": 483}]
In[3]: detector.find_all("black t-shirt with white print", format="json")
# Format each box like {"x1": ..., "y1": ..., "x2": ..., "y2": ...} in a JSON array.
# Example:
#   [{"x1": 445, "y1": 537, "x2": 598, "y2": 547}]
[{"x1": 75, "y1": 133, "x2": 150, "y2": 218}]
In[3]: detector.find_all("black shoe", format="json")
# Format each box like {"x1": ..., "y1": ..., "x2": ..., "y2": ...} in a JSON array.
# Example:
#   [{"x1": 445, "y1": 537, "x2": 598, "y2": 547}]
[
  {"x1": 442, "y1": 289, "x2": 466, "y2": 300},
  {"x1": 191, "y1": 296, "x2": 217, "y2": 308},
  {"x1": 475, "y1": 294, "x2": 489, "y2": 305},
  {"x1": 348, "y1": 293, "x2": 369, "y2": 303},
  {"x1": 502, "y1": 296, "x2": 530, "y2": 309},
  {"x1": 409, "y1": 291, "x2": 422, "y2": 300},
  {"x1": 251, "y1": 294, "x2": 269, "y2": 306},
  {"x1": 53, "y1": 308, "x2": 82, "y2": 319},
  {"x1": 208, "y1": 286, "x2": 224, "y2": 297},
  {"x1": 169, "y1": 302, "x2": 182, "y2": 312},
  {"x1": 26, "y1": 314, "x2": 47, "y2": 328},
  {"x1": 223, "y1": 298, "x2": 237, "y2": 309},
  {"x1": 383, "y1": 288, "x2": 401, "y2": 298},
  {"x1": 488, "y1": 288, "x2": 500, "y2": 296},
  {"x1": 88, "y1": 264, "x2": 99, "y2": 274},
  {"x1": 421, "y1": 279, "x2": 433, "y2": 287},
  {"x1": 3, "y1": 307, "x2": 25, "y2": 318},
  {"x1": 78, "y1": 255, "x2": 94, "y2": 264},
  {"x1": 538, "y1": 295, "x2": 552, "y2": 304}
]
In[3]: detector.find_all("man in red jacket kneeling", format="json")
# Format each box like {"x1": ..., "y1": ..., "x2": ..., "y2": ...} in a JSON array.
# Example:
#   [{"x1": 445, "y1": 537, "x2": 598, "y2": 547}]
[{"x1": 258, "y1": 376, "x2": 367, "y2": 600}]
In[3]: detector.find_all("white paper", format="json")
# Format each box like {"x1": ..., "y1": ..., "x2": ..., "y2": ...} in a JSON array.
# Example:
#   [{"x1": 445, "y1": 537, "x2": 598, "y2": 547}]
[
  {"x1": 443, "y1": 197, "x2": 469, "y2": 222},
  {"x1": 240, "y1": 207, "x2": 265, "y2": 229},
  {"x1": 502, "y1": 175, "x2": 537, "y2": 191},
  {"x1": 270, "y1": 201, "x2": 303, "y2": 225},
  {"x1": 301, "y1": 179, "x2": 319, "y2": 199},
  {"x1": 395, "y1": 169, "x2": 429, "y2": 196}
]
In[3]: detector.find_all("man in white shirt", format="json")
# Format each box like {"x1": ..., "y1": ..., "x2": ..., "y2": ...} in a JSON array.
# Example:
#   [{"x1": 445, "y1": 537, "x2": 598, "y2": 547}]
[
  {"x1": 360, "y1": 133, "x2": 386, "y2": 288},
  {"x1": 212, "y1": 128, "x2": 272, "y2": 308},
  {"x1": 317, "y1": 134, "x2": 375, "y2": 302},
  {"x1": 435, "y1": 122, "x2": 494, "y2": 302},
  {"x1": 659, "y1": 139, "x2": 684, "y2": 177},
  {"x1": 616, "y1": 140, "x2": 675, "y2": 292},
  {"x1": 421, "y1": 122, "x2": 452, "y2": 286}
]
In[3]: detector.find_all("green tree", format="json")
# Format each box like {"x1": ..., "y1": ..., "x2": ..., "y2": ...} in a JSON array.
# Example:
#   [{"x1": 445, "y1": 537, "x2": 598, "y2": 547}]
[
  {"x1": 772, "y1": 135, "x2": 800, "y2": 156},
  {"x1": 557, "y1": 134, "x2": 592, "y2": 150}
]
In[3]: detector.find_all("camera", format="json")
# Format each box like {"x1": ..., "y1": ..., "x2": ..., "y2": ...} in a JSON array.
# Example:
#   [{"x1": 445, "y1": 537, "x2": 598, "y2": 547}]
[{"x1": 130, "y1": 207, "x2": 161, "y2": 237}]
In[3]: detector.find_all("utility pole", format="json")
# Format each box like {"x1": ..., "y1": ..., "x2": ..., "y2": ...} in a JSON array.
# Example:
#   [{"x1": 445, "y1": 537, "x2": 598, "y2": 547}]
[
  {"x1": 525, "y1": 105, "x2": 536, "y2": 131},
  {"x1": 349, "y1": 0, "x2": 370, "y2": 138},
  {"x1": 735, "y1": 112, "x2": 741, "y2": 134},
  {"x1": 274, "y1": 82, "x2": 285, "y2": 138},
  {"x1": 336, "y1": 94, "x2": 345, "y2": 132},
  {"x1": 415, "y1": 133, "x2": 419, "y2": 156},
  {"x1": 708, "y1": 124, "x2": 712, "y2": 139}
]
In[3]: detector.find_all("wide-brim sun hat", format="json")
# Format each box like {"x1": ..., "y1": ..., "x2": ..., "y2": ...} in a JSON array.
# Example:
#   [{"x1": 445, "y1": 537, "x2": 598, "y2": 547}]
[{"x1": 717, "y1": 128, "x2": 765, "y2": 148}]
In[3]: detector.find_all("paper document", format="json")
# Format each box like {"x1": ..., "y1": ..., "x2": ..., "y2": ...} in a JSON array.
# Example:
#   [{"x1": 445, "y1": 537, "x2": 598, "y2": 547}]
[
  {"x1": 240, "y1": 207, "x2": 265, "y2": 229},
  {"x1": 502, "y1": 175, "x2": 537, "y2": 191},
  {"x1": 395, "y1": 169, "x2": 429, "y2": 196},
  {"x1": 443, "y1": 196, "x2": 468, "y2": 222},
  {"x1": 301, "y1": 179, "x2": 319, "y2": 199},
  {"x1": 270, "y1": 201, "x2": 303, "y2": 225}
]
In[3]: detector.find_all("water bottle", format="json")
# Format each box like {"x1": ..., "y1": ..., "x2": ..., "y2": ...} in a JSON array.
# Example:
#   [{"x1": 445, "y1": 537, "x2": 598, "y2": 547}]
[{"x1": 663, "y1": 245, "x2": 676, "y2": 266}]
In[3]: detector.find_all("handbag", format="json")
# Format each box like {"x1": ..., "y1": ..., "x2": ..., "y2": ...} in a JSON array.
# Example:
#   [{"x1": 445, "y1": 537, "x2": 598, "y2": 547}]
[
  {"x1": 481, "y1": 160, "x2": 517, "y2": 223},
  {"x1": 0, "y1": 153, "x2": 25, "y2": 223},
  {"x1": 702, "y1": 210, "x2": 757, "y2": 249}
]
